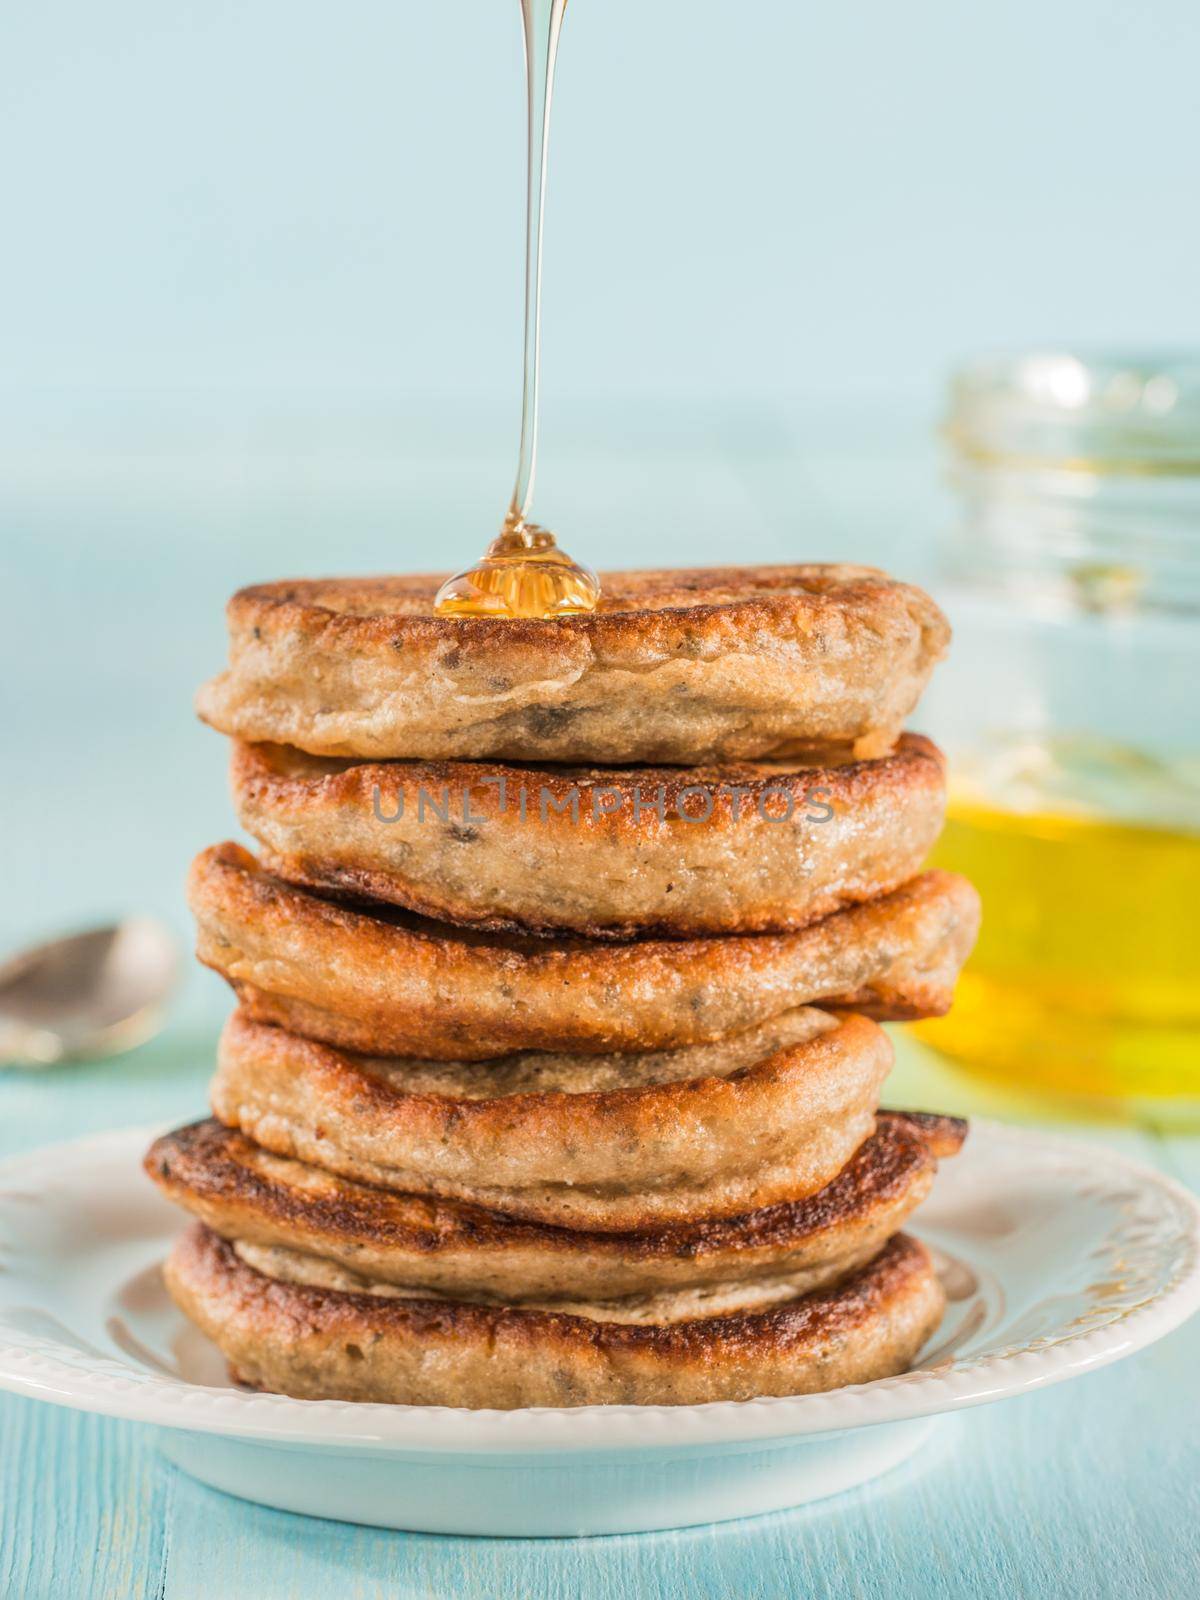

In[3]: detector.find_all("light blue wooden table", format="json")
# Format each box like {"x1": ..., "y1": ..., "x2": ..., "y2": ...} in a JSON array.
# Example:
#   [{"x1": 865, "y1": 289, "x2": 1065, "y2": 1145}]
[{"x1": 2, "y1": 408, "x2": 1196, "y2": 1597}]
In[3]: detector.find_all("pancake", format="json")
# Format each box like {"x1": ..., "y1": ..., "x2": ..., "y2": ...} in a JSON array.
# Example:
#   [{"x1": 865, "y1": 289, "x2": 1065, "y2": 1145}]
[
  {"x1": 195, "y1": 566, "x2": 950, "y2": 764},
  {"x1": 205, "y1": 1006, "x2": 890, "y2": 1229},
  {"x1": 189, "y1": 844, "x2": 981, "y2": 1059},
  {"x1": 145, "y1": 1111, "x2": 966, "y2": 1307},
  {"x1": 231, "y1": 734, "x2": 947, "y2": 939},
  {"x1": 165, "y1": 1226, "x2": 946, "y2": 1407}
]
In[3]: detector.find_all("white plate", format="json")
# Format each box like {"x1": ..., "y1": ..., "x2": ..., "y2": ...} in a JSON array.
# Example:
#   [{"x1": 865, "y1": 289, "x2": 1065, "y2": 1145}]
[{"x1": 0, "y1": 1120, "x2": 1197, "y2": 1535}]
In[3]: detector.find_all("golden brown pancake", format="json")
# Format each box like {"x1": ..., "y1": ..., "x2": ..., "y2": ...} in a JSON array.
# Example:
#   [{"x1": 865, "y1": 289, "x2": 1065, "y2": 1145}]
[
  {"x1": 231, "y1": 734, "x2": 947, "y2": 939},
  {"x1": 165, "y1": 1226, "x2": 946, "y2": 1407},
  {"x1": 205, "y1": 1007, "x2": 890, "y2": 1230},
  {"x1": 195, "y1": 566, "x2": 950, "y2": 764},
  {"x1": 189, "y1": 843, "x2": 981, "y2": 1059},
  {"x1": 146, "y1": 1112, "x2": 965, "y2": 1308}
]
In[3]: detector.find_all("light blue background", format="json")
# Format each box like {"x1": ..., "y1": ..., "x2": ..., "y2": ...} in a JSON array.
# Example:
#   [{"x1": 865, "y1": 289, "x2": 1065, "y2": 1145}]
[{"x1": 5, "y1": 0, "x2": 1199, "y2": 415}]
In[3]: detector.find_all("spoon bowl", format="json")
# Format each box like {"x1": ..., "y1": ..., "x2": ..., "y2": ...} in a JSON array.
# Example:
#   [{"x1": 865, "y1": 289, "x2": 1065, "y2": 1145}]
[{"x1": 0, "y1": 919, "x2": 179, "y2": 1067}]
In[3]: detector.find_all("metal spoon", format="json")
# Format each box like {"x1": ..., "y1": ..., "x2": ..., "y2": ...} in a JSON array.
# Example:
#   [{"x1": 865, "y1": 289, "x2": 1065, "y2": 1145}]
[{"x1": 0, "y1": 918, "x2": 179, "y2": 1068}]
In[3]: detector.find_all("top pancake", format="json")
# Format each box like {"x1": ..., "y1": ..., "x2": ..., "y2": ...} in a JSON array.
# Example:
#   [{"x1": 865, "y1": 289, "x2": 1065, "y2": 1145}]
[{"x1": 196, "y1": 566, "x2": 950, "y2": 763}]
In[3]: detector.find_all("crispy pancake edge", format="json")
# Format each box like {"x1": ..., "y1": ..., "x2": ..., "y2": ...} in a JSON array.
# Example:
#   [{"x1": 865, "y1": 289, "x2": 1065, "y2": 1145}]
[
  {"x1": 164, "y1": 1226, "x2": 946, "y2": 1407},
  {"x1": 231, "y1": 733, "x2": 948, "y2": 938},
  {"x1": 189, "y1": 844, "x2": 981, "y2": 1058},
  {"x1": 146, "y1": 1112, "x2": 965, "y2": 1303},
  {"x1": 196, "y1": 565, "x2": 950, "y2": 763},
  {"x1": 205, "y1": 1009, "x2": 892, "y2": 1230}
]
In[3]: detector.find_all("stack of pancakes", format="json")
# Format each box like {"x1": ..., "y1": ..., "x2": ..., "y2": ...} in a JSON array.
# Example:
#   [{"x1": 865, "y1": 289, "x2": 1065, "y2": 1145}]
[{"x1": 147, "y1": 566, "x2": 979, "y2": 1408}]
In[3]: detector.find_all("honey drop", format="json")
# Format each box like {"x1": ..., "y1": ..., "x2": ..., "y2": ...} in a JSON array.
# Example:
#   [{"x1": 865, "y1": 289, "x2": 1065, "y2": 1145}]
[{"x1": 435, "y1": 516, "x2": 600, "y2": 620}]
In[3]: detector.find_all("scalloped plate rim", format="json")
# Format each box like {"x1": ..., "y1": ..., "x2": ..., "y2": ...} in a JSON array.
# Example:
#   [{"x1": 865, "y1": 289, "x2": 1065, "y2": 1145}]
[{"x1": 0, "y1": 1117, "x2": 1196, "y2": 1455}]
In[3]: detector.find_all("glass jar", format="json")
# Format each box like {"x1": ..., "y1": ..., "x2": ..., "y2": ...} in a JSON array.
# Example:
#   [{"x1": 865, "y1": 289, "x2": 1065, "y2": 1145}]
[{"x1": 913, "y1": 351, "x2": 1200, "y2": 1118}]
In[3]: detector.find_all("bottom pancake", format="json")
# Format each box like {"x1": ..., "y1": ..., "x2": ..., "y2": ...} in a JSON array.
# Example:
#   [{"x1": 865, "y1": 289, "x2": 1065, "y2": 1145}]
[{"x1": 166, "y1": 1225, "x2": 945, "y2": 1408}]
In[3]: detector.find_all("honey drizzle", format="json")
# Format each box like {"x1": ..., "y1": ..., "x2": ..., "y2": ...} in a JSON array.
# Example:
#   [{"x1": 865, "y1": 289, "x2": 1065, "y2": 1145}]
[{"x1": 435, "y1": 0, "x2": 599, "y2": 620}]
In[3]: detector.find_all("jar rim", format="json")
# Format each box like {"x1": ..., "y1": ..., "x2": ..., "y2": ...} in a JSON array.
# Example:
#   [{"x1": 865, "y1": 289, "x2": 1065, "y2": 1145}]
[{"x1": 945, "y1": 349, "x2": 1200, "y2": 473}]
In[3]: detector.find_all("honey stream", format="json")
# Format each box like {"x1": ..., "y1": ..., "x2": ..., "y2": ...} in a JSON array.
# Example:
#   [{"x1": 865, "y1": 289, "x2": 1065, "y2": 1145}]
[{"x1": 435, "y1": 0, "x2": 599, "y2": 619}]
